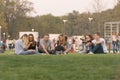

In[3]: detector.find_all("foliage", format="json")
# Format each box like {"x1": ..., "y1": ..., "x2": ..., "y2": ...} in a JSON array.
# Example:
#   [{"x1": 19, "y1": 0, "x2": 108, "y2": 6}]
[
  {"x1": 0, "y1": 0, "x2": 120, "y2": 38},
  {"x1": 0, "y1": 0, "x2": 7, "y2": 32}
]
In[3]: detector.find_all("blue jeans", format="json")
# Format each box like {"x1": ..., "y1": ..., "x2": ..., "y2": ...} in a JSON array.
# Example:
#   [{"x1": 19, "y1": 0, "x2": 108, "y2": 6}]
[
  {"x1": 118, "y1": 41, "x2": 120, "y2": 52},
  {"x1": 89, "y1": 44, "x2": 104, "y2": 54},
  {"x1": 112, "y1": 41, "x2": 118, "y2": 53},
  {"x1": 20, "y1": 50, "x2": 38, "y2": 55}
]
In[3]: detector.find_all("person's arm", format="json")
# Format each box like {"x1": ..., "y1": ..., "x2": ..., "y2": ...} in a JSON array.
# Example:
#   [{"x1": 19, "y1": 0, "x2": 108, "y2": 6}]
[
  {"x1": 26, "y1": 42, "x2": 31, "y2": 49},
  {"x1": 72, "y1": 44, "x2": 76, "y2": 51},
  {"x1": 40, "y1": 43, "x2": 49, "y2": 55},
  {"x1": 95, "y1": 40, "x2": 103, "y2": 45},
  {"x1": 86, "y1": 42, "x2": 91, "y2": 47},
  {"x1": 51, "y1": 43, "x2": 55, "y2": 50}
]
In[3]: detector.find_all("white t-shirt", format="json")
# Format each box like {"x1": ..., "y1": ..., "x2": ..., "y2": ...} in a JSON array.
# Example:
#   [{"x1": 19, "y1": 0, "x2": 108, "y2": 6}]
[{"x1": 92, "y1": 38, "x2": 108, "y2": 53}]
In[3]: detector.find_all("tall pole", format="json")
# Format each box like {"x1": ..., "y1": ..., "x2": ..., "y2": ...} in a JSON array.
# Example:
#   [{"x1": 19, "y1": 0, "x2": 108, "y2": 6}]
[
  {"x1": 0, "y1": 26, "x2": 1, "y2": 41},
  {"x1": 88, "y1": 18, "x2": 93, "y2": 34},
  {"x1": 3, "y1": 33, "x2": 6, "y2": 39},
  {"x1": 63, "y1": 20, "x2": 67, "y2": 34}
]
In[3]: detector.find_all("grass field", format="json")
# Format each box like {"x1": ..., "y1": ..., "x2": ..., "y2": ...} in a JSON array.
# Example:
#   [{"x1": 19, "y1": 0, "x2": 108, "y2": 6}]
[{"x1": 0, "y1": 51, "x2": 120, "y2": 80}]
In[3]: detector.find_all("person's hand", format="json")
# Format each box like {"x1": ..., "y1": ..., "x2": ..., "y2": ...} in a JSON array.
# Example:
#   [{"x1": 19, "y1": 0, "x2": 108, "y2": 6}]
[
  {"x1": 51, "y1": 48, "x2": 55, "y2": 51},
  {"x1": 30, "y1": 42, "x2": 33, "y2": 44},
  {"x1": 46, "y1": 53, "x2": 50, "y2": 55}
]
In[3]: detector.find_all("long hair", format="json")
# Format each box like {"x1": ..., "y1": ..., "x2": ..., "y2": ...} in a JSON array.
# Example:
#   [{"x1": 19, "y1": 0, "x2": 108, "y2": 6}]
[
  {"x1": 57, "y1": 34, "x2": 66, "y2": 45},
  {"x1": 20, "y1": 34, "x2": 27, "y2": 39},
  {"x1": 21, "y1": 34, "x2": 29, "y2": 47},
  {"x1": 28, "y1": 34, "x2": 35, "y2": 42},
  {"x1": 87, "y1": 34, "x2": 93, "y2": 40}
]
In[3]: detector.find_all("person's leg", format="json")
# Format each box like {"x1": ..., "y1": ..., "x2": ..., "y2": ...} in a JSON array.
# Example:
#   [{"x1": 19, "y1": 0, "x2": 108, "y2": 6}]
[
  {"x1": 64, "y1": 44, "x2": 72, "y2": 53},
  {"x1": 91, "y1": 44, "x2": 104, "y2": 54},
  {"x1": 95, "y1": 44, "x2": 104, "y2": 54},
  {"x1": 38, "y1": 49, "x2": 45, "y2": 54},
  {"x1": 20, "y1": 51, "x2": 31, "y2": 55},
  {"x1": 61, "y1": 46, "x2": 65, "y2": 52},
  {"x1": 64, "y1": 47, "x2": 71, "y2": 53},
  {"x1": 88, "y1": 45, "x2": 94, "y2": 53},
  {"x1": 119, "y1": 42, "x2": 120, "y2": 52},
  {"x1": 55, "y1": 45, "x2": 64, "y2": 51},
  {"x1": 115, "y1": 41, "x2": 118, "y2": 52},
  {"x1": 81, "y1": 42, "x2": 84, "y2": 51},
  {"x1": 47, "y1": 50, "x2": 55, "y2": 54},
  {"x1": 55, "y1": 45, "x2": 65, "y2": 54},
  {"x1": 33, "y1": 51, "x2": 39, "y2": 54},
  {"x1": 55, "y1": 46, "x2": 61, "y2": 54},
  {"x1": 55, "y1": 45, "x2": 60, "y2": 51},
  {"x1": 112, "y1": 41, "x2": 116, "y2": 53},
  {"x1": 118, "y1": 42, "x2": 120, "y2": 52}
]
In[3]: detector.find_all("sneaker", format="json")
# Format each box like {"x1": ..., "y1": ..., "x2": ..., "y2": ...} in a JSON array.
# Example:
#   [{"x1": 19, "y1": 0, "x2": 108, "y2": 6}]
[
  {"x1": 64, "y1": 52, "x2": 67, "y2": 55},
  {"x1": 88, "y1": 52, "x2": 94, "y2": 54}
]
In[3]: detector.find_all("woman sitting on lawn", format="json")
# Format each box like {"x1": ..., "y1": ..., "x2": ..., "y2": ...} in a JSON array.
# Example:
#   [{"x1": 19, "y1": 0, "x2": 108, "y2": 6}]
[
  {"x1": 55, "y1": 34, "x2": 67, "y2": 54},
  {"x1": 27, "y1": 34, "x2": 38, "y2": 54},
  {"x1": 85, "y1": 35, "x2": 94, "y2": 53}
]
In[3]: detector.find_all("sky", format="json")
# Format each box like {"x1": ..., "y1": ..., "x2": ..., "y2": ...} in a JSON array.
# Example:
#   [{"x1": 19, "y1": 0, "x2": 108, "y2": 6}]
[{"x1": 28, "y1": 0, "x2": 117, "y2": 16}]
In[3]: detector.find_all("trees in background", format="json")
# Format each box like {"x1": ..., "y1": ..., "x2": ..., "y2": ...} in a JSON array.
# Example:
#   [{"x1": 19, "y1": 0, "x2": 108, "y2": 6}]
[
  {"x1": 0, "y1": 0, "x2": 120, "y2": 38},
  {"x1": 1, "y1": 0, "x2": 33, "y2": 37},
  {"x1": 92, "y1": 0, "x2": 106, "y2": 32},
  {"x1": 32, "y1": 14, "x2": 63, "y2": 36},
  {"x1": 0, "y1": 0, "x2": 7, "y2": 32}
]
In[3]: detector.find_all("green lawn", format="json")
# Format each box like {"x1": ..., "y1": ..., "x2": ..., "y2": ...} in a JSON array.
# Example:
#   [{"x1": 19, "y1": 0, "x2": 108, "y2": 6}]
[{"x1": 0, "y1": 51, "x2": 120, "y2": 80}]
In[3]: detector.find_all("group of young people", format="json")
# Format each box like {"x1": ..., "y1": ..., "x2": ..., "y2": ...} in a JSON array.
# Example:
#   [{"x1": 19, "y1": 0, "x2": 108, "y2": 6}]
[
  {"x1": 15, "y1": 34, "x2": 38, "y2": 55},
  {"x1": 15, "y1": 32, "x2": 109, "y2": 55},
  {"x1": 79, "y1": 32, "x2": 108, "y2": 54}
]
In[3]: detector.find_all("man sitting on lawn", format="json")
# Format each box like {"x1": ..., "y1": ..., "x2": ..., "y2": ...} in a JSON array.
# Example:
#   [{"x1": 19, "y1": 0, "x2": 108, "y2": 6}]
[
  {"x1": 89, "y1": 32, "x2": 108, "y2": 54},
  {"x1": 39, "y1": 34, "x2": 54, "y2": 55}
]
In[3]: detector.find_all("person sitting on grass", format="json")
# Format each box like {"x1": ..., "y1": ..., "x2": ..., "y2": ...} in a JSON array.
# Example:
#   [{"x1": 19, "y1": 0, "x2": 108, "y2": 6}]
[
  {"x1": 27, "y1": 34, "x2": 38, "y2": 54},
  {"x1": 85, "y1": 35, "x2": 94, "y2": 53},
  {"x1": 0, "y1": 41, "x2": 4, "y2": 53},
  {"x1": 38, "y1": 34, "x2": 54, "y2": 55},
  {"x1": 89, "y1": 32, "x2": 107, "y2": 54},
  {"x1": 55, "y1": 34, "x2": 67, "y2": 54},
  {"x1": 64, "y1": 35, "x2": 72, "y2": 54},
  {"x1": 66, "y1": 37, "x2": 79, "y2": 54},
  {"x1": 15, "y1": 34, "x2": 38, "y2": 55}
]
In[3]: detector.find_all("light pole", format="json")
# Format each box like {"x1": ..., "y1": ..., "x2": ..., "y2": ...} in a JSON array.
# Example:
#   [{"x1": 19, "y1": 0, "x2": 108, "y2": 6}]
[
  {"x1": 3, "y1": 33, "x2": 6, "y2": 39},
  {"x1": 0, "y1": 26, "x2": 1, "y2": 41},
  {"x1": 63, "y1": 20, "x2": 67, "y2": 34},
  {"x1": 8, "y1": 35, "x2": 10, "y2": 39},
  {"x1": 88, "y1": 17, "x2": 93, "y2": 34},
  {"x1": 32, "y1": 29, "x2": 35, "y2": 32}
]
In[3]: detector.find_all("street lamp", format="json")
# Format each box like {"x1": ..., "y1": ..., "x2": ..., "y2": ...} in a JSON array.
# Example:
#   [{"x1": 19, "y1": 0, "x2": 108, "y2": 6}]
[
  {"x1": 88, "y1": 17, "x2": 93, "y2": 34},
  {"x1": 8, "y1": 35, "x2": 10, "y2": 39},
  {"x1": 63, "y1": 20, "x2": 68, "y2": 34},
  {"x1": 32, "y1": 29, "x2": 35, "y2": 32},
  {"x1": 0, "y1": 26, "x2": 1, "y2": 41},
  {"x1": 3, "y1": 33, "x2": 6, "y2": 39}
]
